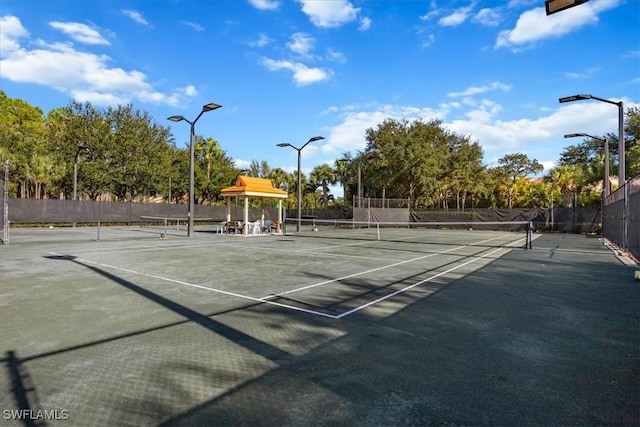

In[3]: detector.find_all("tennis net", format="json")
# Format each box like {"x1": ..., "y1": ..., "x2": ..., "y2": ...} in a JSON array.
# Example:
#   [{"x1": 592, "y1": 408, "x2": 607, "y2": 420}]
[
  {"x1": 139, "y1": 216, "x2": 222, "y2": 236},
  {"x1": 283, "y1": 218, "x2": 534, "y2": 249}
]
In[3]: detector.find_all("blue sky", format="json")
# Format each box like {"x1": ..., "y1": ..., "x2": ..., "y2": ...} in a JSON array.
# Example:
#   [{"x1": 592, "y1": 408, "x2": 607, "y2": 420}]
[{"x1": 1, "y1": 0, "x2": 639, "y2": 183}]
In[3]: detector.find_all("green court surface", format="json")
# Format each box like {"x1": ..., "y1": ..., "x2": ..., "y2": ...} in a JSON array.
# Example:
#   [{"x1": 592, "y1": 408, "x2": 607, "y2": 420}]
[{"x1": 0, "y1": 226, "x2": 638, "y2": 426}]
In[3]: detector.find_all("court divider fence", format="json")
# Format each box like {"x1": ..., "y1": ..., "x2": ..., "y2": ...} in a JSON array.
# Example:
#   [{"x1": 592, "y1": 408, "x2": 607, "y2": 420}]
[
  {"x1": 3, "y1": 174, "x2": 636, "y2": 261},
  {"x1": 603, "y1": 173, "x2": 639, "y2": 261},
  {"x1": 6, "y1": 199, "x2": 602, "y2": 233}
]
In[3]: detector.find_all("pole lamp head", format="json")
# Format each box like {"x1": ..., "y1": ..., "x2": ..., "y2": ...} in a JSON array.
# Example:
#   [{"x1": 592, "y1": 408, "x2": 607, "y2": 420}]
[
  {"x1": 564, "y1": 133, "x2": 588, "y2": 139},
  {"x1": 545, "y1": 0, "x2": 589, "y2": 16},
  {"x1": 167, "y1": 115, "x2": 185, "y2": 123},
  {"x1": 559, "y1": 94, "x2": 592, "y2": 103},
  {"x1": 202, "y1": 103, "x2": 222, "y2": 112}
]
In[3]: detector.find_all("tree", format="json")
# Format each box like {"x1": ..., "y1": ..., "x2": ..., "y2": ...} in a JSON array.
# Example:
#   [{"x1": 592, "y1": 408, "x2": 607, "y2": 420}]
[
  {"x1": 546, "y1": 164, "x2": 585, "y2": 207},
  {"x1": 497, "y1": 153, "x2": 543, "y2": 209},
  {"x1": 45, "y1": 101, "x2": 114, "y2": 200},
  {"x1": 310, "y1": 163, "x2": 337, "y2": 209},
  {"x1": 194, "y1": 136, "x2": 236, "y2": 204},
  {"x1": 625, "y1": 106, "x2": 639, "y2": 177},
  {"x1": 248, "y1": 160, "x2": 271, "y2": 178},
  {"x1": 362, "y1": 118, "x2": 482, "y2": 208},
  {"x1": 447, "y1": 136, "x2": 484, "y2": 210},
  {"x1": 0, "y1": 90, "x2": 47, "y2": 198},
  {"x1": 268, "y1": 167, "x2": 289, "y2": 190},
  {"x1": 334, "y1": 154, "x2": 351, "y2": 205},
  {"x1": 104, "y1": 104, "x2": 173, "y2": 201}
]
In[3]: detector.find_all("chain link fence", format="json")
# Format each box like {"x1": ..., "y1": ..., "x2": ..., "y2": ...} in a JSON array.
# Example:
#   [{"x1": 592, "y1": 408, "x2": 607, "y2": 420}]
[{"x1": 603, "y1": 173, "x2": 639, "y2": 261}]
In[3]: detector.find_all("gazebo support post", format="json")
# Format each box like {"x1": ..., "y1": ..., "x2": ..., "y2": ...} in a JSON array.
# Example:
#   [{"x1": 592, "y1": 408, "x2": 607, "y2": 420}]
[
  {"x1": 226, "y1": 198, "x2": 232, "y2": 224},
  {"x1": 277, "y1": 200, "x2": 283, "y2": 234},
  {"x1": 243, "y1": 197, "x2": 249, "y2": 235}
]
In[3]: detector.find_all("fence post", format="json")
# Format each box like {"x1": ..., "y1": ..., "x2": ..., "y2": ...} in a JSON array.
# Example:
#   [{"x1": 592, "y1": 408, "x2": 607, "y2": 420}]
[{"x1": 623, "y1": 180, "x2": 629, "y2": 250}]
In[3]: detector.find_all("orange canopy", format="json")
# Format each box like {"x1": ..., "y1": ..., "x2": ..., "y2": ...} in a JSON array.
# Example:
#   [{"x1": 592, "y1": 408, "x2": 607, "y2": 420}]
[{"x1": 220, "y1": 176, "x2": 288, "y2": 199}]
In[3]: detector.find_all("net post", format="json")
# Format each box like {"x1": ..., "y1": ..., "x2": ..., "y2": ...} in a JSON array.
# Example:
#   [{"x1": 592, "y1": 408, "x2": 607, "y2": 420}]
[
  {"x1": 377, "y1": 222, "x2": 380, "y2": 241},
  {"x1": 97, "y1": 221, "x2": 101, "y2": 242},
  {"x1": 527, "y1": 221, "x2": 533, "y2": 249}
]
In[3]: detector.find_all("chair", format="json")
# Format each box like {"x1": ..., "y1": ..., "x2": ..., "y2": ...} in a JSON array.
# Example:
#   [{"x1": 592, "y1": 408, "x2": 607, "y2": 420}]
[
  {"x1": 215, "y1": 221, "x2": 227, "y2": 234},
  {"x1": 249, "y1": 220, "x2": 261, "y2": 235},
  {"x1": 227, "y1": 220, "x2": 242, "y2": 234}
]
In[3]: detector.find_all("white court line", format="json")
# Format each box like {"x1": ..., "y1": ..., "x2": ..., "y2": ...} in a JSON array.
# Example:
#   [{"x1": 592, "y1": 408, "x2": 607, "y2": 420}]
[
  {"x1": 336, "y1": 246, "x2": 507, "y2": 318},
  {"x1": 47, "y1": 234, "x2": 529, "y2": 320},
  {"x1": 260, "y1": 233, "x2": 518, "y2": 300},
  {"x1": 48, "y1": 251, "x2": 339, "y2": 319},
  {"x1": 336, "y1": 236, "x2": 530, "y2": 318}
]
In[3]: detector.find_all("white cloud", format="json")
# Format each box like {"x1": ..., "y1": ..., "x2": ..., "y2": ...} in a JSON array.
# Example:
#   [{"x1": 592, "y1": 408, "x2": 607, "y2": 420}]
[
  {"x1": 447, "y1": 82, "x2": 511, "y2": 98},
  {"x1": 321, "y1": 103, "x2": 445, "y2": 155},
  {"x1": 420, "y1": 33, "x2": 436, "y2": 48},
  {"x1": 248, "y1": 0, "x2": 280, "y2": 10},
  {"x1": 495, "y1": 1, "x2": 620, "y2": 50},
  {"x1": 562, "y1": 68, "x2": 599, "y2": 79},
  {"x1": 0, "y1": 16, "x2": 29, "y2": 54},
  {"x1": 287, "y1": 32, "x2": 315, "y2": 58},
  {"x1": 326, "y1": 48, "x2": 346, "y2": 63},
  {"x1": 473, "y1": 8, "x2": 501, "y2": 27},
  {"x1": 183, "y1": 21, "x2": 205, "y2": 32},
  {"x1": 420, "y1": 10, "x2": 440, "y2": 22},
  {"x1": 122, "y1": 10, "x2": 150, "y2": 26},
  {"x1": 261, "y1": 57, "x2": 331, "y2": 86},
  {"x1": 439, "y1": 4, "x2": 474, "y2": 27},
  {"x1": 49, "y1": 21, "x2": 110, "y2": 45},
  {"x1": 183, "y1": 85, "x2": 198, "y2": 97},
  {"x1": 248, "y1": 33, "x2": 273, "y2": 47},
  {"x1": 296, "y1": 0, "x2": 360, "y2": 28},
  {"x1": 359, "y1": 17, "x2": 372, "y2": 31},
  {"x1": 0, "y1": 16, "x2": 195, "y2": 107},
  {"x1": 320, "y1": 95, "x2": 638, "y2": 177}
]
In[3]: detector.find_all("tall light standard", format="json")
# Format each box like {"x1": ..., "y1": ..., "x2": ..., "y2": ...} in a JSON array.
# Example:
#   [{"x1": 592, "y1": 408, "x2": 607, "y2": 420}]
[
  {"x1": 168, "y1": 102, "x2": 222, "y2": 237},
  {"x1": 564, "y1": 133, "x2": 610, "y2": 196},
  {"x1": 559, "y1": 94, "x2": 625, "y2": 187},
  {"x1": 277, "y1": 136, "x2": 325, "y2": 232},
  {"x1": 73, "y1": 144, "x2": 89, "y2": 201}
]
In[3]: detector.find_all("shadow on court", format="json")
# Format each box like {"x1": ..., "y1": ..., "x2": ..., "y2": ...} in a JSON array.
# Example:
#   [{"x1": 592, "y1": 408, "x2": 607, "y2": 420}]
[{"x1": 0, "y1": 233, "x2": 638, "y2": 426}]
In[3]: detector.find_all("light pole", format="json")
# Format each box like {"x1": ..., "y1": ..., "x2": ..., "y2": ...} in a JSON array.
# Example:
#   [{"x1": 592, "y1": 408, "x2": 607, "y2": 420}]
[
  {"x1": 559, "y1": 94, "x2": 625, "y2": 187},
  {"x1": 277, "y1": 136, "x2": 325, "y2": 232},
  {"x1": 564, "y1": 133, "x2": 610, "y2": 196},
  {"x1": 73, "y1": 144, "x2": 89, "y2": 201},
  {"x1": 168, "y1": 102, "x2": 222, "y2": 237}
]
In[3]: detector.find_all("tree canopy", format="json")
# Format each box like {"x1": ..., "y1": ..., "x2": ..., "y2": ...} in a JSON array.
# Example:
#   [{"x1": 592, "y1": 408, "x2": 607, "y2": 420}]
[{"x1": 1, "y1": 90, "x2": 638, "y2": 209}]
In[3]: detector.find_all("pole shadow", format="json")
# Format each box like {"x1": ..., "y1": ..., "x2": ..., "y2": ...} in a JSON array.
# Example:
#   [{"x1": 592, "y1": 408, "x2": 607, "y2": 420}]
[{"x1": 44, "y1": 255, "x2": 293, "y2": 365}]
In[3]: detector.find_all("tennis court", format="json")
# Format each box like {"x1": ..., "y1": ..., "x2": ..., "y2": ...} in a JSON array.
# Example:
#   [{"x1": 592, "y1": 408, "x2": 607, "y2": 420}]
[{"x1": 1, "y1": 223, "x2": 638, "y2": 426}]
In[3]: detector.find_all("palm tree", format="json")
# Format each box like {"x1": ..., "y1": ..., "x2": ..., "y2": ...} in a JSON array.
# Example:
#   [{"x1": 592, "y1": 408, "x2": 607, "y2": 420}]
[
  {"x1": 268, "y1": 167, "x2": 289, "y2": 190},
  {"x1": 195, "y1": 137, "x2": 221, "y2": 181},
  {"x1": 310, "y1": 163, "x2": 337, "y2": 209},
  {"x1": 547, "y1": 164, "x2": 585, "y2": 207},
  {"x1": 334, "y1": 157, "x2": 350, "y2": 205}
]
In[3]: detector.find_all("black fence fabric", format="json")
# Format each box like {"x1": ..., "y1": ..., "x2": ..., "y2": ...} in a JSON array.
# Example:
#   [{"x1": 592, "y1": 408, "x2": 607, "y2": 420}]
[
  {"x1": 603, "y1": 173, "x2": 639, "y2": 261},
  {"x1": 8, "y1": 199, "x2": 602, "y2": 235},
  {"x1": 7, "y1": 199, "x2": 280, "y2": 224},
  {"x1": 410, "y1": 207, "x2": 600, "y2": 234}
]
